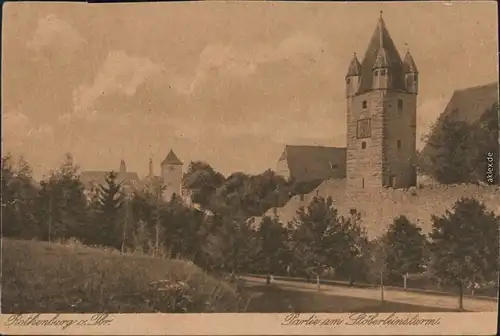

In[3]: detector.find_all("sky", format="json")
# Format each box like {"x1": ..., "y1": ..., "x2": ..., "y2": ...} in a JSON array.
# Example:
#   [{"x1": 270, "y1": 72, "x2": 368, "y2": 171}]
[{"x1": 2, "y1": 1, "x2": 498, "y2": 180}]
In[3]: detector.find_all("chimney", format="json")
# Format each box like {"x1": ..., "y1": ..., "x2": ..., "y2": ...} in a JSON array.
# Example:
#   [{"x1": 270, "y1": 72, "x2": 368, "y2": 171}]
[
  {"x1": 149, "y1": 158, "x2": 153, "y2": 177},
  {"x1": 120, "y1": 160, "x2": 126, "y2": 174}
]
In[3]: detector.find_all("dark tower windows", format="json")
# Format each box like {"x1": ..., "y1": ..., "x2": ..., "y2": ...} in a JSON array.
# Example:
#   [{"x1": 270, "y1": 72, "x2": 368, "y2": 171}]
[
  {"x1": 398, "y1": 98, "x2": 403, "y2": 112},
  {"x1": 397, "y1": 140, "x2": 402, "y2": 149},
  {"x1": 361, "y1": 141, "x2": 367, "y2": 149},
  {"x1": 362, "y1": 100, "x2": 368, "y2": 109}
]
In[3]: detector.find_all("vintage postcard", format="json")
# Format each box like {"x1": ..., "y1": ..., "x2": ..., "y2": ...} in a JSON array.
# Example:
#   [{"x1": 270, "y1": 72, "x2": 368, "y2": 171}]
[{"x1": 1, "y1": 1, "x2": 499, "y2": 335}]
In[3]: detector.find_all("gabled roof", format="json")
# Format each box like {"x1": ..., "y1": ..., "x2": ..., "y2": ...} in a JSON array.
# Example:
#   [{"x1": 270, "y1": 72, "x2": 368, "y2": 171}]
[
  {"x1": 278, "y1": 145, "x2": 347, "y2": 182},
  {"x1": 161, "y1": 150, "x2": 183, "y2": 166},
  {"x1": 357, "y1": 14, "x2": 406, "y2": 94}
]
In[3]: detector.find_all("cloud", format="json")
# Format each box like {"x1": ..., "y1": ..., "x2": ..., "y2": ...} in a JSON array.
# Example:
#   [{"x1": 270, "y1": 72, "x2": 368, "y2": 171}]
[
  {"x1": 172, "y1": 32, "x2": 326, "y2": 95},
  {"x1": 3, "y1": 110, "x2": 29, "y2": 130},
  {"x1": 214, "y1": 100, "x2": 346, "y2": 146},
  {"x1": 72, "y1": 51, "x2": 163, "y2": 113},
  {"x1": 26, "y1": 14, "x2": 85, "y2": 53},
  {"x1": 3, "y1": 110, "x2": 54, "y2": 148}
]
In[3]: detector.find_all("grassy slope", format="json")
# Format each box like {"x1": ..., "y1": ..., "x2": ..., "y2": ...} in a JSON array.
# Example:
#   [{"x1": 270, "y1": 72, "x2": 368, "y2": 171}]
[{"x1": 2, "y1": 239, "x2": 240, "y2": 313}]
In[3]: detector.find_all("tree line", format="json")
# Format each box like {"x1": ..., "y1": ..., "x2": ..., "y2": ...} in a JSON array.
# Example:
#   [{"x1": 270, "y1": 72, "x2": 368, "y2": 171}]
[{"x1": 2, "y1": 152, "x2": 498, "y2": 310}]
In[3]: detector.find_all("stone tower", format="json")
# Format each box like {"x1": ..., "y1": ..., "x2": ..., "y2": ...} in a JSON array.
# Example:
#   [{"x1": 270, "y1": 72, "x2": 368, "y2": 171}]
[
  {"x1": 345, "y1": 12, "x2": 418, "y2": 191},
  {"x1": 160, "y1": 149, "x2": 183, "y2": 201}
]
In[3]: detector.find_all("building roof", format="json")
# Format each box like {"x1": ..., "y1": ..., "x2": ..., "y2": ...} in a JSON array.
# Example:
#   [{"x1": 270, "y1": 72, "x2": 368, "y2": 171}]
[
  {"x1": 279, "y1": 145, "x2": 347, "y2": 182},
  {"x1": 161, "y1": 150, "x2": 183, "y2": 166},
  {"x1": 422, "y1": 82, "x2": 499, "y2": 154},
  {"x1": 403, "y1": 50, "x2": 418, "y2": 73},
  {"x1": 346, "y1": 53, "x2": 362, "y2": 77},
  {"x1": 437, "y1": 82, "x2": 498, "y2": 124},
  {"x1": 356, "y1": 14, "x2": 406, "y2": 94},
  {"x1": 80, "y1": 171, "x2": 140, "y2": 188}
]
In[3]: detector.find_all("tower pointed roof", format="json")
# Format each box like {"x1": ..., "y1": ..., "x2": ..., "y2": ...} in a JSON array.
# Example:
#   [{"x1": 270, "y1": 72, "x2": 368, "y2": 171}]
[
  {"x1": 346, "y1": 53, "x2": 362, "y2": 77},
  {"x1": 357, "y1": 12, "x2": 406, "y2": 93},
  {"x1": 403, "y1": 50, "x2": 418, "y2": 73},
  {"x1": 161, "y1": 149, "x2": 183, "y2": 166}
]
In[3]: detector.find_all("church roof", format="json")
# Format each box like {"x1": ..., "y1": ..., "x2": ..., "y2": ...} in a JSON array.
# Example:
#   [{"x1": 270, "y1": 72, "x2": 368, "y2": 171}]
[
  {"x1": 161, "y1": 150, "x2": 183, "y2": 166},
  {"x1": 346, "y1": 53, "x2": 362, "y2": 77},
  {"x1": 403, "y1": 51, "x2": 418, "y2": 73},
  {"x1": 357, "y1": 13, "x2": 406, "y2": 94},
  {"x1": 278, "y1": 145, "x2": 347, "y2": 182}
]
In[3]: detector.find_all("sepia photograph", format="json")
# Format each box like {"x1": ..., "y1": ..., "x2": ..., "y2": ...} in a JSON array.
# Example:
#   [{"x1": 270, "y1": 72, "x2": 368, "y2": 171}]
[{"x1": 1, "y1": 0, "x2": 499, "y2": 334}]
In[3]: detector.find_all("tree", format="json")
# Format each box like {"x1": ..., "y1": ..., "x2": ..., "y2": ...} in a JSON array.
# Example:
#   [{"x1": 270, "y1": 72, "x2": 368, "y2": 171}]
[
  {"x1": 420, "y1": 103, "x2": 499, "y2": 184},
  {"x1": 332, "y1": 209, "x2": 370, "y2": 283},
  {"x1": 469, "y1": 103, "x2": 499, "y2": 184},
  {"x1": 1, "y1": 155, "x2": 39, "y2": 239},
  {"x1": 182, "y1": 161, "x2": 225, "y2": 209},
  {"x1": 201, "y1": 214, "x2": 259, "y2": 274},
  {"x1": 37, "y1": 154, "x2": 88, "y2": 242},
  {"x1": 160, "y1": 193, "x2": 204, "y2": 260},
  {"x1": 383, "y1": 215, "x2": 428, "y2": 284},
  {"x1": 421, "y1": 114, "x2": 475, "y2": 184},
  {"x1": 257, "y1": 215, "x2": 290, "y2": 274},
  {"x1": 428, "y1": 197, "x2": 499, "y2": 310},
  {"x1": 94, "y1": 171, "x2": 124, "y2": 248},
  {"x1": 288, "y1": 196, "x2": 341, "y2": 280}
]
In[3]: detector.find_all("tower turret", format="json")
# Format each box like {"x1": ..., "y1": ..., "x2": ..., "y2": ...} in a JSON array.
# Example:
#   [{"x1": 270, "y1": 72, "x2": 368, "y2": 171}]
[
  {"x1": 148, "y1": 157, "x2": 154, "y2": 177},
  {"x1": 119, "y1": 160, "x2": 126, "y2": 175},
  {"x1": 346, "y1": 53, "x2": 362, "y2": 98},
  {"x1": 160, "y1": 149, "x2": 183, "y2": 201},
  {"x1": 372, "y1": 13, "x2": 391, "y2": 90},
  {"x1": 403, "y1": 49, "x2": 418, "y2": 94}
]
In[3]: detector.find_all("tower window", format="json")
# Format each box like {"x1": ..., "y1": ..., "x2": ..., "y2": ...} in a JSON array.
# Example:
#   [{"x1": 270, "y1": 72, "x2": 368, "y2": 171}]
[
  {"x1": 380, "y1": 69, "x2": 387, "y2": 76},
  {"x1": 357, "y1": 118, "x2": 371, "y2": 139},
  {"x1": 361, "y1": 178, "x2": 365, "y2": 189},
  {"x1": 374, "y1": 70, "x2": 379, "y2": 77},
  {"x1": 329, "y1": 162, "x2": 338, "y2": 169},
  {"x1": 361, "y1": 141, "x2": 367, "y2": 149},
  {"x1": 362, "y1": 100, "x2": 368, "y2": 109},
  {"x1": 398, "y1": 99, "x2": 403, "y2": 112},
  {"x1": 397, "y1": 140, "x2": 402, "y2": 149},
  {"x1": 346, "y1": 78, "x2": 351, "y2": 84}
]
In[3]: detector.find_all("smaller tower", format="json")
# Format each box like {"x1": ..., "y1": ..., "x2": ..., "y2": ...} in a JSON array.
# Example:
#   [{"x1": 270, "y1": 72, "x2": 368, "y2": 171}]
[
  {"x1": 160, "y1": 149, "x2": 183, "y2": 202},
  {"x1": 403, "y1": 48, "x2": 418, "y2": 94},
  {"x1": 372, "y1": 13, "x2": 391, "y2": 90},
  {"x1": 148, "y1": 158, "x2": 154, "y2": 177},
  {"x1": 119, "y1": 160, "x2": 126, "y2": 175},
  {"x1": 346, "y1": 53, "x2": 362, "y2": 98}
]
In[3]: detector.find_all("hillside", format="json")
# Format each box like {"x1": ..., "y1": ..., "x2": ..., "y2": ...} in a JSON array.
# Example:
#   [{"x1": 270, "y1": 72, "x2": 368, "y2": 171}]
[
  {"x1": 265, "y1": 178, "x2": 500, "y2": 238},
  {"x1": 2, "y1": 239, "x2": 240, "y2": 313}
]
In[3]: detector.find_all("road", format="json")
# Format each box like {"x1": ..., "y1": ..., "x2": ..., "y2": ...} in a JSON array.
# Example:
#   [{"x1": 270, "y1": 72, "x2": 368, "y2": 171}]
[{"x1": 241, "y1": 276, "x2": 498, "y2": 312}]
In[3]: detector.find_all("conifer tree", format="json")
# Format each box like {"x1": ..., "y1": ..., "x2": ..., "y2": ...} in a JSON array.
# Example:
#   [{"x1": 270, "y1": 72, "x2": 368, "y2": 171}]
[{"x1": 96, "y1": 171, "x2": 124, "y2": 248}]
